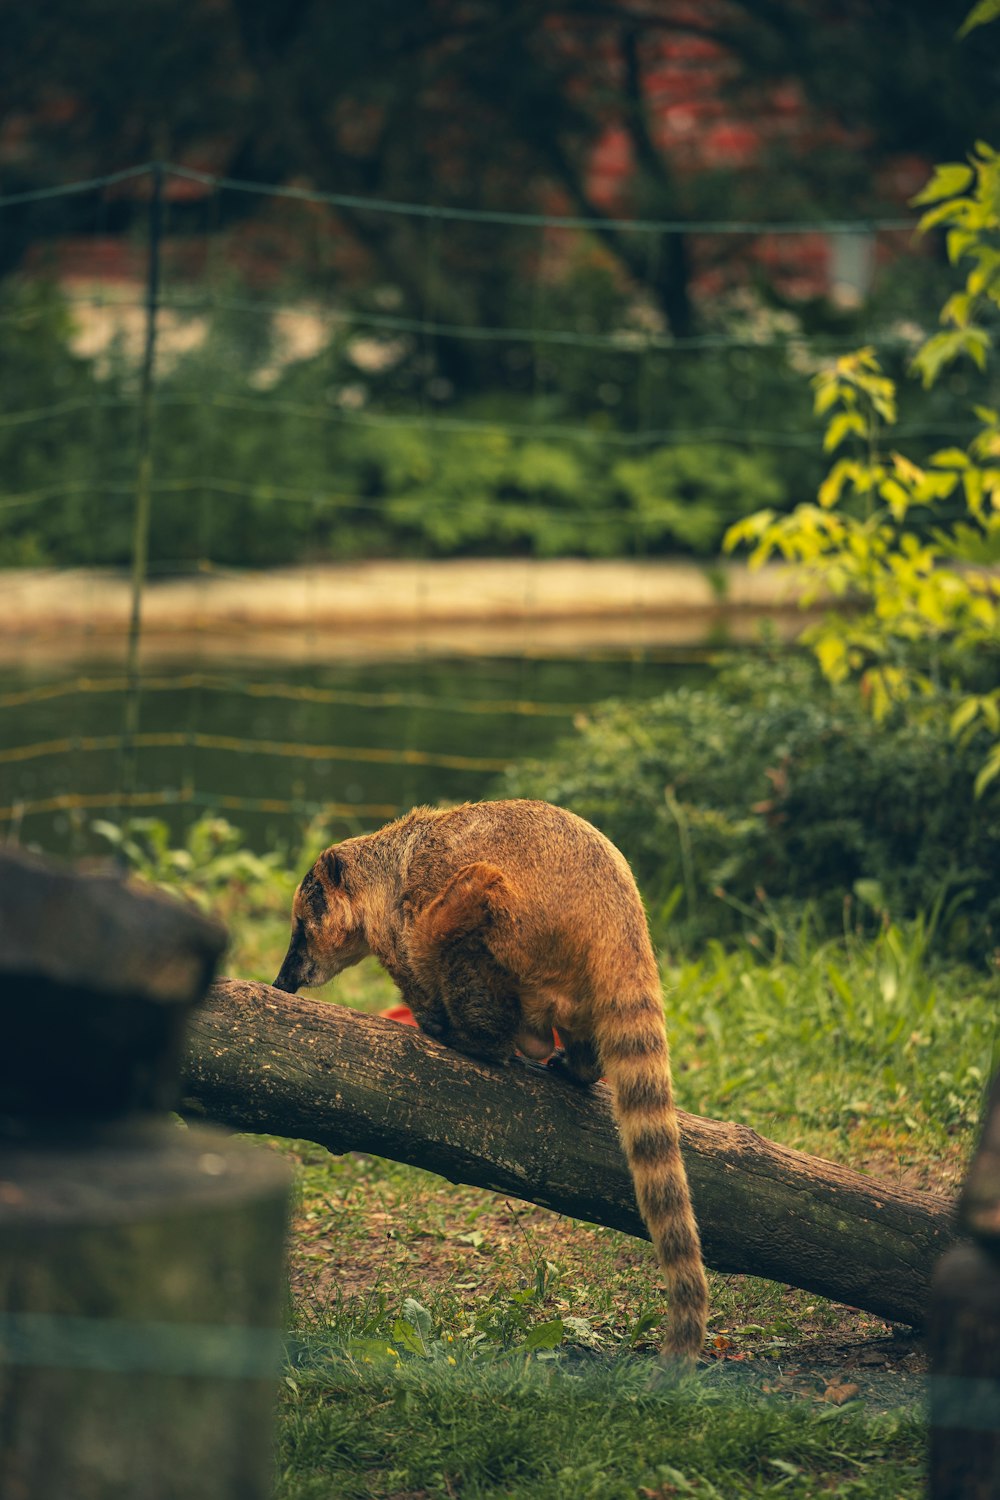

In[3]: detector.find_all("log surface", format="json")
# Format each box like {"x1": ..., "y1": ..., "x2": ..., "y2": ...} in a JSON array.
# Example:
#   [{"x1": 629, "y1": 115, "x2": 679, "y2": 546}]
[{"x1": 181, "y1": 978, "x2": 958, "y2": 1328}]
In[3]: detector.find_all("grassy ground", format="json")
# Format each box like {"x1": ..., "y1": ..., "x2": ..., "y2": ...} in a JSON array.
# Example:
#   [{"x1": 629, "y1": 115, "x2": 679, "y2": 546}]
[{"x1": 136, "y1": 819, "x2": 997, "y2": 1497}]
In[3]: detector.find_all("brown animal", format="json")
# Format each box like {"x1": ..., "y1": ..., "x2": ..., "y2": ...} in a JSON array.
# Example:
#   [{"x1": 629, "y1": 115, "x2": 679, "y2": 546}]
[{"x1": 274, "y1": 798, "x2": 708, "y2": 1362}]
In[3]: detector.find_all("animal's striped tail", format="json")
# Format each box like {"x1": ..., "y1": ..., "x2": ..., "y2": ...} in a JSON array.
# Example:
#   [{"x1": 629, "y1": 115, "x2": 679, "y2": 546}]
[{"x1": 595, "y1": 989, "x2": 708, "y2": 1363}]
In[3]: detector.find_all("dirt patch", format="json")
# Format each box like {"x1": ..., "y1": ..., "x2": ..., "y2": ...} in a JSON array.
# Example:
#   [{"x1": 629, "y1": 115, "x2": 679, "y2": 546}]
[
  {"x1": 704, "y1": 1335, "x2": 928, "y2": 1416},
  {"x1": 288, "y1": 1172, "x2": 644, "y2": 1308}
]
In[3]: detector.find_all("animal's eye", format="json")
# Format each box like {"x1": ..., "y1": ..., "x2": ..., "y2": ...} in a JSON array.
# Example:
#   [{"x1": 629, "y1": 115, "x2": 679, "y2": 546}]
[{"x1": 300, "y1": 870, "x2": 328, "y2": 922}]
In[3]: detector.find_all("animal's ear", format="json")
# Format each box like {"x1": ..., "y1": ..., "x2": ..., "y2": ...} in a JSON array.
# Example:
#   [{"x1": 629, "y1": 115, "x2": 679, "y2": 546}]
[{"x1": 321, "y1": 848, "x2": 343, "y2": 887}]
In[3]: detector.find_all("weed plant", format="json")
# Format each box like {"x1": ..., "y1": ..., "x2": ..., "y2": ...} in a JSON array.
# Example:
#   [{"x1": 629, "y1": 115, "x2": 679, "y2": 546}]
[{"x1": 666, "y1": 912, "x2": 996, "y2": 1150}]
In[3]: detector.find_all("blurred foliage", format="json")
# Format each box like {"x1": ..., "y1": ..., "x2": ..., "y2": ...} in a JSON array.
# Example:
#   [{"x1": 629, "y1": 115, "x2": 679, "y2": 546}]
[
  {"x1": 726, "y1": 143, "x2": 1000, "y2": 793},
  {"x1": 0, "y1": 254, "x2": 985, "y2": 569},
  {"x1": 91, "y1": 813, "x2": 295, "y2": 904},
  {"x1": 0, "y1": 278, "x2": 794, "y2": 566},
  {"x1": 497, "y1": 654, "x2": 1000, "y2": 963}
]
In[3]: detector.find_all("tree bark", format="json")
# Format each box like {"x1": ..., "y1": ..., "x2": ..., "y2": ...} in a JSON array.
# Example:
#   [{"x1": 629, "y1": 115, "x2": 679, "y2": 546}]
[{"x1": 181, "y1": 978, "x2": 958, "y2": 1330}]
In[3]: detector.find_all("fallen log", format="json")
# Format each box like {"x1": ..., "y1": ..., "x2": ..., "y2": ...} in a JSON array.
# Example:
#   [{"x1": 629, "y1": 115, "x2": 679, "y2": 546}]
[{"x1": 181, "y1": 978, "x2": 957, "y2": 1329}]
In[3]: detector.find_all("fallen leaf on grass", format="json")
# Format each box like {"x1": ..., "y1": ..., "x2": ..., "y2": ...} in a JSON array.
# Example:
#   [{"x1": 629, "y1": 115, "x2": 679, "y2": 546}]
[{"x1": 823, "y1": 1380, "x2": 861, "y2": 1406}]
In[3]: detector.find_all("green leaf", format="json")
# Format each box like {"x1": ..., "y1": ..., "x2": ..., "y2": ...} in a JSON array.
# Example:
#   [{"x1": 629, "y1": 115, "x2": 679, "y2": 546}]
[
  {"x1": 930, "y1": 447, "x2": 971, "y2": 469},
  {"x1": 722, "y1": 511, "x2": 774, "y2": 553},
  {"x1": 854, "y1": 878, "x2": 886, "y2": 911},
  {"x1": 879, "y1": 478, "x2": 911, "y2": 520},
  {"x1": 967, "y1": 247, "x2": 1000, "y2": 296},
  {"x1": 891, "y1": 451, "x2": 926, "y2": 485},
  {"x1": 949, "y1": 228, "x2": 980, "y2": 266},
  {"x1": 941, "y1": 291, "x2": 974, "y2": 328},
  {"x1": 521, "y1": 1319, "x2": 565, "y2": 1352},
  {"x1": 814, "y1": 633, "x2": 849, "y2": 683},
  {"x1": 962, "y1": 328, "x2": 992, "y2": 371},
  {"x1": 974, "y1": 748, "x2": 1000, "y2": 798},
  {"x1": 823, "y1": 411, "x2": 868, "y2": 452},
  {"x1": 964, "y1": 468, "x2": 986, "y2": 520},
  {"x1": 911, "y1": 163, "x2": 974, "y2": 206},
  {"x1": 402, "y1": 1298, "x2": 433, "y2": 1345},
  {"x1": 912, "y1": 328, "x2": 991, "y2": 388},
  {"x1": 917, "y1": 199, "x2": 971, "y2": 235},
  {"x1": 391, "y1": 1318, "x2": 427, "y2": 1357},
  {"x1": 629, "y1": 1309, "x2": 662, "y2": 1346},
  {"x1": 818, "y1": 459, "x2": 860, "y2": 509},
  {"x1": 958, "y1": 0, "x2": 1000, "y2": 37},
  {"x1": 812, "y1": 378, "x2": 842, "y2": 417},
  {"x1": 951, "y1": 697, "x2": 983, "y2": 735},
  {"x1": 916, "y1": 469, "x2": 961, "y2": 504},
  {"x1": 91, "y1": 819, "x2": 124, "y2": 846}
]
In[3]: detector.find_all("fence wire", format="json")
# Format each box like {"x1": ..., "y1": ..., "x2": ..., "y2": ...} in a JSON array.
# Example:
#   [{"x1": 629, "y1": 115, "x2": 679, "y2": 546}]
[{"x1": 0, "y1": 162, "x2": 947, "y2": 854}]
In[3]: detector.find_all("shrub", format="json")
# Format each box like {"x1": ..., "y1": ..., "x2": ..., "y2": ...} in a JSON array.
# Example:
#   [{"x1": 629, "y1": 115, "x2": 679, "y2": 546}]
[
  {"x1": 0, "y1": 271, "x2": 962, "y2": 573},
  {"x1": 0, "y1": 284, "x2": 791, "y2": 566},
  {"x1": 497, "y1": 655, "x2": 1000, "y2": 961},
  {"x1": 609, "y1": 444, "x2": 786, "y2": 555}
]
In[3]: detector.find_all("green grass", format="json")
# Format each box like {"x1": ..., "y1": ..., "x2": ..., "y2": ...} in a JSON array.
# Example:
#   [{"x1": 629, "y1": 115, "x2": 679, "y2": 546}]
[
  {"x1": 122, "y1": 816, "x2": 997, "y2": 1497},
  {"x1": 665, "y1": 913, "x2": 997, "y2": 1160},
  {"x1": 274, "y1": 1356, "x2": 925, "y2": 1499}
]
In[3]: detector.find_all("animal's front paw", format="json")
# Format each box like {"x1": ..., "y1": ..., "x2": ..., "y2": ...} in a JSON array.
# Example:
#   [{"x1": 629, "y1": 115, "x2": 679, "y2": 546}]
[
  {"x1": 418, "y1": 1011, "x2": 449, "y2": 1041},
  {"x1": 544, "y1": 1049, "x2": 598, "y2": 1088}
]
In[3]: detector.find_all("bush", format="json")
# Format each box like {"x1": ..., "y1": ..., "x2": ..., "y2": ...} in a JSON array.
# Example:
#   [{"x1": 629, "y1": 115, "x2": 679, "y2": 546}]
[
  {"x1": 0, "y1": 272, "x2": 962, "y2": 572},
  {"x1": 0, "y1": 278, "x2": 793, "y2": 568},
  {"x1": 1, "y1": 227, "x2": 990, "y2": 574},
  {"x1": 608, "y1": 444, "x2": 786, "y2": 555},
  {"x1": 0, "y1": 282, "x2": 136, "y2": 566},
  {"x1": 497, "y1": 655, "x2": 1000, "y2": 961}
]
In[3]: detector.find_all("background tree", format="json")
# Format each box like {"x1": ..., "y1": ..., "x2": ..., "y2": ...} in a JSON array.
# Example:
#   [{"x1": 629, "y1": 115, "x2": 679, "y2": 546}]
[{"x1": 3, "y1": 0, "x2": 999, "y2": 332}]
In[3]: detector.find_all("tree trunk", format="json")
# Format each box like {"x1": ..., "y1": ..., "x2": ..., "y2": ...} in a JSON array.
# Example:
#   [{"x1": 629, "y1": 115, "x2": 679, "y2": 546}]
[{"x1": 181, "y1": 978, "x2": 957, "y2": 1330}]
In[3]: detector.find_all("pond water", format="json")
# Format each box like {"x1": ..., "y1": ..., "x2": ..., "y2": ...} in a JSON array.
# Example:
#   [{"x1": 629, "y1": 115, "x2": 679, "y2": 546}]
[{"x1": 0, "y1": 649, "x2": 710, "y2": 857}]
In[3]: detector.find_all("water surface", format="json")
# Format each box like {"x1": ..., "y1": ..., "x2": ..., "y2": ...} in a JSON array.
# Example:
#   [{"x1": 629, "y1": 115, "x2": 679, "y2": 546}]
[{"x1": 1, "y1": 650, "x2": 710, "y2": 856}]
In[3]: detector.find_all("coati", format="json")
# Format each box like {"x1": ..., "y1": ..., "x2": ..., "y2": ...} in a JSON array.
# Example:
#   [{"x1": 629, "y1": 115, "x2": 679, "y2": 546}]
[{"x1": 274, "y1": 798, "x2": 708, "y2": 1362}]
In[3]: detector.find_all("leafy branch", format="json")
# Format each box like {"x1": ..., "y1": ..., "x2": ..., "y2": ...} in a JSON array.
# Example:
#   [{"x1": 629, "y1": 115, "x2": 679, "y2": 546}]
[{"x1": 725, "y1": 145, "x2": 1000, "y2": 794}]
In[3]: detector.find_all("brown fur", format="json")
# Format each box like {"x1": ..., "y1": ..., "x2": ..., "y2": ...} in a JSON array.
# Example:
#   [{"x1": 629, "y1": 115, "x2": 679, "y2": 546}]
[{"x1": 274, "y1": 798, "x2": 708, "y2": 1363}]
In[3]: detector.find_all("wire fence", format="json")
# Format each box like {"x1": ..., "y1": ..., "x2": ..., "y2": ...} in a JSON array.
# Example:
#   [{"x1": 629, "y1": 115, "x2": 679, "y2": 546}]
[{"x1": 0, "y1": 162, "x2": 949, "y2": 856}]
